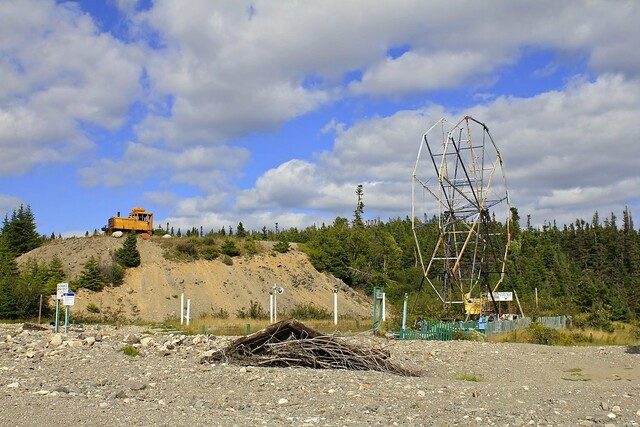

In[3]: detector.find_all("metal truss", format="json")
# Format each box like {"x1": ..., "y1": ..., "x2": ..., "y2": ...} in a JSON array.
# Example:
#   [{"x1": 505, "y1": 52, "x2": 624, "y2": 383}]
[{"x1": 411, "y1": 116, "x2": 512, "y2": 311}]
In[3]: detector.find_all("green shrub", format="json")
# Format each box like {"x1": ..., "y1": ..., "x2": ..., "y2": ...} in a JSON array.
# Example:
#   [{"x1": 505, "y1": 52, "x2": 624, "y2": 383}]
[
  {"x1": 288, "y1": 303, "x2": 331, "y2": 319},
  {"x1": 273, "y1": 240, "x2": 290, "y2": 253},
  {"x1": 243, "y1": 239, "x2": 259, "y2": 255},
  {"x1": 572, "y1": 309, "x2": 614, "y2": 332},
  {"x1": 236, "y1": 300, "x2": 266, "y2": 319},
  {"x1": 221, "y1": 239, "x2": 240, "y2": 256},
  {"x1": 220, "y1": 254, "x2": 233, "y2": 266},
  {"x1": 176, "y1": 241, "x2": 198, "y2": 258},
  {"x1": 528, "y1": 323, "x2": 573, "y2": 345},
  {"x1": 200, "y1": 246, "x2": 219, "y2": 260},
  {"x1": 121, "y1": 345, "x2": 139, "y2": 357},
  {"x1": 86, "y1": 303, "x2": 101, "y2": 314}
]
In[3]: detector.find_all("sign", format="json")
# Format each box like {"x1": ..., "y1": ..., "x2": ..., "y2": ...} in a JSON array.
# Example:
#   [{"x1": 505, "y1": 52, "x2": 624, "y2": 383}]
[
  {"x1": 489, "y1": 291, "x2": 513, "y2": 302},
  {"x1": 62, "y1": 292, "x2": 75, "y2": 306},
  {"x1": 56, "y1": 283, "x2": 69, "y2": 300}
]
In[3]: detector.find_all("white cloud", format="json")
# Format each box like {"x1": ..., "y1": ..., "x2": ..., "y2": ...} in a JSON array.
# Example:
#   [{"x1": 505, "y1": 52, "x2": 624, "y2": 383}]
[
  {"x1": 232, "y1": 74, "x2": 640, "y2": 228},
  {"x1": 0, "y1": 195, "x2": 22, "y2": 218},
  {"x1": 0, "y1": 0, "x2": 143, "y2": 174},
  {"x1": 79, "y1": 143, "x2": 249, "y2": 190}
]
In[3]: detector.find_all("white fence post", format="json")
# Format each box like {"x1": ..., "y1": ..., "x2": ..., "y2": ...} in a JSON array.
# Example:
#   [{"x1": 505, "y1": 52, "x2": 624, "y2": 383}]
[
  {"x1": 186, "y1": 299, "x2": 191, "y2": 326},
  {"x1": 180, "y1": 293, "x2": 184, "y2": 325}
]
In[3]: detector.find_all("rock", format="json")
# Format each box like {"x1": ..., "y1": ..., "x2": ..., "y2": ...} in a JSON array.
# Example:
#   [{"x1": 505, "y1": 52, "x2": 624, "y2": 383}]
[
  {"x1": 115, "y1": 390, "x2": 127, "y2": 399},
  {"x1": 601, "y1": 402, "x2": 609, "y2": 411},
  {"x1": 140, "y1": 337, "x2": 155, "y2": 347},
  {"x1": 239, "y1": 367, "x2": 247, "y2": 373},
  {"x1": 25, "y1": 350, "x2": 36, "y2": 358},
  {"x1": 278, "y1": 398, "x2": 288, "y2": 405},
  {"x1": 606, "y1": 412, "x2": 616, "y2": 419},
  {"x1": 53, "y1": 386, "x2": 69, "y2": 394},
  {"x1": 49, "y1": 334, "x2": 63, "y2": 347},
  {"x1": 611, "y1": 405, "x2": 621, "y2": 413},
  {"x1": 99, "y1": 402, "x2": 109, "y2": 408},
  {"x1": 84, "y1": 336, "x2": 96, "y2": 347},
  {"x1": 6, "y1": 382, "x2": 19, "y2": 388},
  {"x1": 416, "y1": 390, "x2": 426, "y2": 397},
  {"x1": 124, "y1": 334, "x2": 140, "y2": 344},
  {"x1": 129, "y1": 382, "x2": 147, "y2": 391},
  {"x1": 94, "y1": 332, "x2": 103, "y2": 342}
]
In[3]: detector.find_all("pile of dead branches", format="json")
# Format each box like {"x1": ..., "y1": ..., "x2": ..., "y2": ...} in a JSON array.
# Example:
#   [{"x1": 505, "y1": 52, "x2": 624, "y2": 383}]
[{"x1": 201, "y1": 319, "x2": 420, "y2": 377}]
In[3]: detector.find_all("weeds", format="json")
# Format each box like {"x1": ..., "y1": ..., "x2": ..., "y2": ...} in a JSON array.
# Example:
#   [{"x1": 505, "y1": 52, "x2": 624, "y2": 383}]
[
  {"x1": 236, "y1": 300, "x2": 267, "y2": 319},
  {"x1": 455, "y1": 373, "x2": 482, "y2": 382},
  {"x1": 288, "y1": 303, "x2": 331, "y2": 320},
  {"x1": 121, "y1": 345, "x2": 139, "y2": 357}
]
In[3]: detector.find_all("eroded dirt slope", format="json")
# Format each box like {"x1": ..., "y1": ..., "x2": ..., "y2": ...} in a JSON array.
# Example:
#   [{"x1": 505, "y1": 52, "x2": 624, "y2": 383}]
[{"x1": 18, "y1": 237, "x2": 370, "y2": 321}]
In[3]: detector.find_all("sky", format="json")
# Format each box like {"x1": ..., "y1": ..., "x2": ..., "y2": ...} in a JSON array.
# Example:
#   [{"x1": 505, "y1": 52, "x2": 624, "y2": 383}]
[{"x1": 1, "y1": 0, "x2": 640, "y2": 236}]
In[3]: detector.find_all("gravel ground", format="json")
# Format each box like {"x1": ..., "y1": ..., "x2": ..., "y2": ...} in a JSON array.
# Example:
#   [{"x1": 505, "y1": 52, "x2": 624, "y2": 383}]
[{"x1": 1, "y1": 323, "x2": 639, "y2": 426}]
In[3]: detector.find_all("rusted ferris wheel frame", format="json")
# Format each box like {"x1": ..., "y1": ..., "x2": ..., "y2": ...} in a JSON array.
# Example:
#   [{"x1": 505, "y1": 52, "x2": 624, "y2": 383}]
[{"x1": 411, "y1": 116, "x2": 512, "y2": 311}]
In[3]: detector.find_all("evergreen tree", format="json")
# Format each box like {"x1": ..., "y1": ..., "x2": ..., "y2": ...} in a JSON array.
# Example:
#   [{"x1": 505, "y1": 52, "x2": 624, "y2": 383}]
[
  {"x1": 176, "y1": 228, "x2": 182, "y2": 237},
  {"x1": 237, "y1": 222, "x2": 246, "y2": 238},
  {"x1": 220, "y1": 239, "x2": 240, "y2": 256},
  {"x1": 170, "y1": 226, "x2": 174, "y2": 236},
  {"x1": 0, "y1": 238, "x2": 18, "y2": 318},
  {"x1": 353, "y1": 184, "x2": 365, "y2": 227},
  {"x1": 1, "y1": 205, "x2": 41, "y2": 256},
  {"x1": 115, "y1": 233, "x2": 141, "y2": 268},
  {"x1": 46, "y1": 256, "x2": 66, "y2": 295},
  {"x1": 75, "y1": 256, "x2": 104, "y2": 291},
  {"x1": 262, "y1": 226, "x2": 268, "y2": 239}
]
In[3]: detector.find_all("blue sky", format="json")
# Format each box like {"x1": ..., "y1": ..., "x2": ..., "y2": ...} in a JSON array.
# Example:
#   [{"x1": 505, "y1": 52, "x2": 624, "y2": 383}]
[{"x1": 1, "y1": 1, "x2": 639, "y2": 235}]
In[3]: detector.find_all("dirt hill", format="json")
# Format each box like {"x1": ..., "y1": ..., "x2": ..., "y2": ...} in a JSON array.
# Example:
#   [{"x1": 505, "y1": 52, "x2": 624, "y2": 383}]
[{"x1": 18, "y1": 236, "x2": 371, "y2": 322}]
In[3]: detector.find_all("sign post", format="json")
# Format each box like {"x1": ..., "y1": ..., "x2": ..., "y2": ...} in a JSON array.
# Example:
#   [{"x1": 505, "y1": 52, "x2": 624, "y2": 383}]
[
  {"x1": 62, "y1": 292, "x2": 75, "y2": 334},
  {"x1": 55, "y1": 283, "x2": 68, "y2": 333},
  {"x1": 332, "y1": 287, "x2": 339, "y2": 326}
]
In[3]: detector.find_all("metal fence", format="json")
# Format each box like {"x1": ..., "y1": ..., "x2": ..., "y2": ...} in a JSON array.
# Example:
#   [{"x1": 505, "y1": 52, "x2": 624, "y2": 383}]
[{"x1": 397, "y1": 315, "x2": 569, "y2": 340}]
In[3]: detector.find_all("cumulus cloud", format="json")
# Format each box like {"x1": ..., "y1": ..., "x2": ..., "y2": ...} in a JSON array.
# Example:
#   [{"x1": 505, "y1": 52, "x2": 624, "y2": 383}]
[
  {"x1": 0, "y1": 195, "x2": 22, "y2": 218},
  {"x1": 79, "y1": 143, "x2": 249, "y2": 190},
  {"x1": 0, "y1": 0, "x2": 143, "y2": 174},
  {"x1": 233, "y1": 74, "x2": 640, "y2": 228}
]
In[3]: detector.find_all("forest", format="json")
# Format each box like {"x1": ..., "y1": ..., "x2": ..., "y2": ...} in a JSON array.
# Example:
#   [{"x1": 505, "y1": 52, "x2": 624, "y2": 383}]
[{"x1": 0, "y1": 203, "x2": 638, "y2": 328}]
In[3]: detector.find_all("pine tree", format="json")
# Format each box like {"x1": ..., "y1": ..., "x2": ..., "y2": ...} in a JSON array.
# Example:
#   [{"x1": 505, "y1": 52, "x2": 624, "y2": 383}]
[
  {"x1": 115, "y1": 233, "x2": 141, "y2": 268},
  {"x1": 237, "y1": 222, "x2": 246, "y2": 238},
  {"x1": 1, "y1": 205, "x2": 41, "y2": 256},
  {"x1": 75, "y1": 256, "x2": 104, "y2": 291},
  {"x1": 46, "y1": 256, "x2": 66, "y2": 295},
  {"x1": 0, "y1": 238, "x2": 18, "y2": 318},
  {"x1": 353, "y1": 184, "x2": 364, "y2": 227},
  {"x1": 176, "y1": 228, "x2": 182, "y2": 237}
]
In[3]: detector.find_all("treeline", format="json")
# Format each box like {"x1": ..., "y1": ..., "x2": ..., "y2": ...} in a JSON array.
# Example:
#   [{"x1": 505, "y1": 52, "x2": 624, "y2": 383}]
[
  {"x1": 261, "y1": 208, "x2": 640, "y2": 322},
  {"x1": 0, "y1": 205, "x2": 141, "y2": 319}
]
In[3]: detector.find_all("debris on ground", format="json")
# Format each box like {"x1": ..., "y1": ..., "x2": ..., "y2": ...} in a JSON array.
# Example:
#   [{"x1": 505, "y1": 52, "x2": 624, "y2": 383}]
[{"x1": 200, "y1": 319, "x2": 420, "y2": 376}]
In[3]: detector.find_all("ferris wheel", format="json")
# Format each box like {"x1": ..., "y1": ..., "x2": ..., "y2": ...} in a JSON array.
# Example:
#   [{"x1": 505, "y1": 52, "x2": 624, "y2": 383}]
[{"x1": 411, "y1": 116, "x2": 512, "y2": 314}]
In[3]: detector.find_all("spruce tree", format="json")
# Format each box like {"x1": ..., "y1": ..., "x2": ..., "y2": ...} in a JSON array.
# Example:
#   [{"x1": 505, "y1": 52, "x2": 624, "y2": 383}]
[
  {"x1": 1, "y1": 205, "x2": 41, "y2": 256},
  {"x1": 46, "y1": 256, "x2": 66, "y2": 295},
  {"x1": 115, "y1": 233, "x2": 141, "y2": 267},
  {"x1": 75, "y1": 256, "x2": 104, "y2": 291},
  {"x1": 237, "y1": 222, "x2": 246, "y2": 238},
  {"x1": 0, "y1": 238, "x2": 18, "y2": 318}
]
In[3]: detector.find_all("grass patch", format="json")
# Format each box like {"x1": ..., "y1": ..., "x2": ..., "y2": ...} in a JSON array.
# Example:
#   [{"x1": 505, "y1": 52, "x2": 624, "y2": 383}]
[
  {"x1": 454, "y1": 373, "x2": 482, "y2": 382},
  {"x1": 121, "y1": 345, "x2": 139, "y2": 357},
  {"x1": 488, "y1": 321, "x2": 640, "y2": 346}
]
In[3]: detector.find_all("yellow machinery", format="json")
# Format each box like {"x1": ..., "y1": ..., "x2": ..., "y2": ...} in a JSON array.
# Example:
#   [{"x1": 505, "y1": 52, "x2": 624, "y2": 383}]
[{"x1": 103, "y1": 207, "x2": 153, "y2": 235}]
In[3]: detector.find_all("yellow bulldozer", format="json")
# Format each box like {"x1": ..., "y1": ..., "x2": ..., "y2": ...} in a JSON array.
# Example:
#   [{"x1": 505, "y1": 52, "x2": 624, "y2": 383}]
[{"x1": 102, "y1": 207, "x2": 153, "y2": 235}]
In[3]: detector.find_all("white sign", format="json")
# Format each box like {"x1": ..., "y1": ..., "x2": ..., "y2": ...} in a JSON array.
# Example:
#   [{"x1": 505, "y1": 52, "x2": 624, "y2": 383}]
[
  {"x1": 56, "y1": 283, "x2": 69, "y2": 300},
  {"x1": 63, "y1": 292, "x2": 75, "y2": 306},
  {"x1": 489, "y1": 291, "x2": 513, "y2": 302}
]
